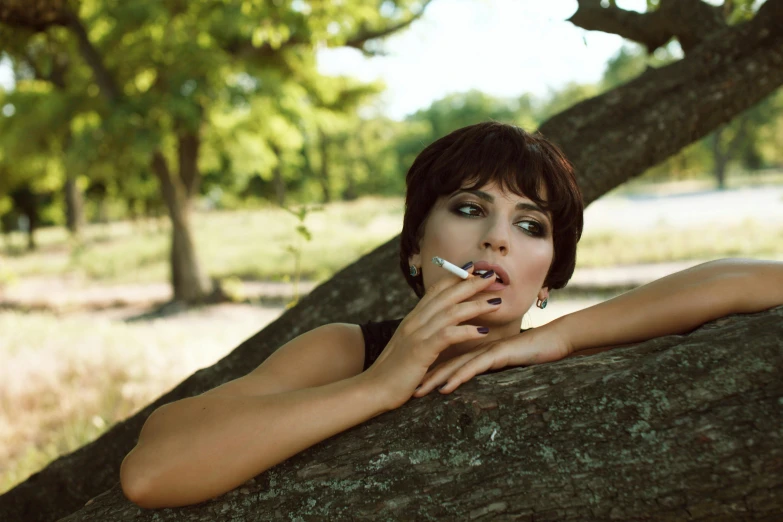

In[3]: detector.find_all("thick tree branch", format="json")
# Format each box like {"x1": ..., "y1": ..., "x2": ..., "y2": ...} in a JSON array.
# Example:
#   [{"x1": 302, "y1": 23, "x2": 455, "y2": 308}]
[
  {"x1": 225, "y1": 0, "x2": 433, "y2": 62},
  {"x1": 541, "y1": 0, "x2": 783, "y2": 204},
  {"x1": 0, "y1": 2, "x2": 121, "y2": 104},
  {"x1": 343, "y1": 0, "x2": 434, "y2": 56},
  {"x1": 58, "y1": 306, "x2": 783, "y2": 520},
  {"x1": 569, "y1": 0, "x2": 727, "y2": 54},
  {"x1": 0, "y1": 0, "x2": 70, "y2": 32},
  {"x1": 62, "y1": 9, "x2": 121, "y2": 104}
]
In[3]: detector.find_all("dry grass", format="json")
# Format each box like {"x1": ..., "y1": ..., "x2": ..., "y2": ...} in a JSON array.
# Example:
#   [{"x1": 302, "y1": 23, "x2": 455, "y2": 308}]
[{"x1": 0, "y1": 305, "x2": 278, "y2": 494}]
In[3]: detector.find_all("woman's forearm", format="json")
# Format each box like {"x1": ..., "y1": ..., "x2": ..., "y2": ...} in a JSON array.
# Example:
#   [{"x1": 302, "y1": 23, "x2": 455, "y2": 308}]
[
  {"x1": 120, "y1": 373, "x2": 387, "y2": 509},
  {"x1": 551, "y1": 258, "x2": 783, "y2": 354}
]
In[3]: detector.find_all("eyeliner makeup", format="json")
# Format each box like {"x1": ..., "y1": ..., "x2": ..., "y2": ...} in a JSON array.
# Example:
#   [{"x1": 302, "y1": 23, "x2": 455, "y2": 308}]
[{"x1": 431, "y1": 256, "x2": 470, "y2": 280}]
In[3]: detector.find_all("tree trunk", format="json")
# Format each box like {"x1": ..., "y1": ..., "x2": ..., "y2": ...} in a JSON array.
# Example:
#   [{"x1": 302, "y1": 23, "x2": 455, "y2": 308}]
[
  {"x1": 10, "y1": 187, "x2": 39, "y2": 251},
  {"x1": 272, "y1": 147, "x2": 286, "y2": 207},
  {"x1": 318, "y1": 129, "x2": 332, "y2": 204},
  {"x1": 151, "y1": 140, "x2": 211, "y2": 303},
  {"x1": 538, "y1": 0, "x2": 783, "y2": 205},
  {"x1": 56, "y1": 305, "x2": 783, "y2": 521},
  {"x1": 711, "y1": 115, "x2": 749, "y2": 190},
  {"x1": 25, "y1": 217, "x2": 36, "y2": 251},
  {"x1": 59, "y1": 125, "x2": 84, "y2": 237},
  {"x1": 711, "y1": 128, "x2": 729, "y2": 190},
  {"x1": 3, "y1": 4, "x2": 783, "y2": 522},
  {"x1": 64, "y1": 174, "x2": 84, "y2": 235},
  {"x1": 342, "y1": 158, "x2": 359, "y2": 201}
]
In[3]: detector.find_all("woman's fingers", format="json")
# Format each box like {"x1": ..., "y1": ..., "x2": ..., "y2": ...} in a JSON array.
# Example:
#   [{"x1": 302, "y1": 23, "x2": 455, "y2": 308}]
[
  {"x1": 413, "y1": 348, "x2": 488, "y2": 397},
  {"x1": 413, "y1": 268, "x2": 499, "y2": 328},
  {"x1": 415, "y1": 345, "x2": 511, "y2": 396},
  {"x1": 414, "y1": 264, "x2": 476, "y2": 311},
  {"x1": 440, "y1": 348, "x2": 510, "y2": 393},
  {"x1": 417, "y1": 297, "x2": 499, "y2": 347}
]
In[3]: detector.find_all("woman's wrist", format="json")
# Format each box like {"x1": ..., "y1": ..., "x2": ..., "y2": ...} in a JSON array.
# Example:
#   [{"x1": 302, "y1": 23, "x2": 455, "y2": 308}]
[
  {"x1": 539, "y1": 315, "x2": 577, "y2": 355},
  {"x1": 351, "y1": 371, "x2": 398, "y2": 415}
]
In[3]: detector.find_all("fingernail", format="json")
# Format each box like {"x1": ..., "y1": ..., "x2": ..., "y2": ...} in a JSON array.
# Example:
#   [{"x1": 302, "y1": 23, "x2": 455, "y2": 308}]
[
  {"x1": 415, "y1": 385, "x2": 421, "y2": 391},
  {"x1": 438, "y1": 384, "x2": 447, "y2": 391},
  {"x1": 487, "y1": 297, "x2": 502, "y2": 305},
  {"x1": 460, "y1": 261, "x2": 473, "y2": 270},
  {"x1": 480, "y1": 270, "x2": 495, "y2": 279},
  {"x1": 477, "y1": 326, "x2": 489, "y2": 334}
]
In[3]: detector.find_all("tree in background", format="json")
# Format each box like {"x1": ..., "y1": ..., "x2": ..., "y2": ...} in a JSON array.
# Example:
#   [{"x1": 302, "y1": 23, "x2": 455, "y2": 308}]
[
  {"x1": 583, "y1": 0, "x2": 783, "y2": 188},
  {"x1": 0, "y1": 0, "x2": 433, "y2": 301}
]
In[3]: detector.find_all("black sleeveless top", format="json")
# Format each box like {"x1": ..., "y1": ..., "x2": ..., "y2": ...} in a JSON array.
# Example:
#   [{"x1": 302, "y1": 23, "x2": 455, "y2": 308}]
[
  {"x1": 361, "y1": 318, "x2": 405, "y2": 371},
  {"x1": 360, "y1": 318, "x2": 529, "y2": 371}
]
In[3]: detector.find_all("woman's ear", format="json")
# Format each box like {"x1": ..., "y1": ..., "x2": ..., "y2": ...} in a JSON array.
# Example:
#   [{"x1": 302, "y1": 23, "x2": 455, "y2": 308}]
[{"x1": 409, "y1": 251, "x2": 422, "y2": 271}]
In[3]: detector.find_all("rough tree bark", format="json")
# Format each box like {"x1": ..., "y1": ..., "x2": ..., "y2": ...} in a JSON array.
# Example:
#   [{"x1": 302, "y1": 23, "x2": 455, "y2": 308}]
[
  {"x1": 2, "y1": 1, "x2": 783, "y2": 521},
  {"x1": 541, "y1": 0, "x2": 783, "y2": 205},
  {"x1": 60, "y1": 306, "x2": 783, "y2": 521}
]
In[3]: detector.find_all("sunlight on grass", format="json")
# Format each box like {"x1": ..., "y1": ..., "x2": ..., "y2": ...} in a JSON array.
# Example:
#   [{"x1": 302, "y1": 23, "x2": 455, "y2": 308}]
[
  {"x1": 1, "y1": 196, "x2": 405, "y2": 284},
  {"x1": 2, "y1": 195, "x2": 782, "y2": 286},
  {"x1": 0, "y1": 307, "x2": 273, "y2": 494},
  {"x1": 578, "y1": 218, "x2": 783, "y2": 267}
]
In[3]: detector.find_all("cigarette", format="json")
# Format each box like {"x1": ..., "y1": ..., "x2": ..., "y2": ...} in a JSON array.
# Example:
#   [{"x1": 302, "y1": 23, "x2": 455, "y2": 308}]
[{"x1": 431, "y1": 256, "x2": 469, "y2": 279}]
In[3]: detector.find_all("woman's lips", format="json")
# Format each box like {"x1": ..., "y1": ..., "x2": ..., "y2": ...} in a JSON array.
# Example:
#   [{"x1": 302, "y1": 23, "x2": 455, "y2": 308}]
[{"x1": 485, "y1": 281, "x2": 508, "y2": 292}]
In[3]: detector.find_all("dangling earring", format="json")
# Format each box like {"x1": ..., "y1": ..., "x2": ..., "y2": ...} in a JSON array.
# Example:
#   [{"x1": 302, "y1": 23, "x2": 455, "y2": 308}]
[
  {"x1": 536, "y1": 297, "x2": 548, "y2": 309},
  {"x1": 410, "y1": 265, "x2": 419, "y2": 277}
]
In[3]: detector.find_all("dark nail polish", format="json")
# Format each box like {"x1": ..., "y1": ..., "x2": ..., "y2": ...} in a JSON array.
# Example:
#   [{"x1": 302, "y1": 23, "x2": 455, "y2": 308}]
[
  {"x1": 481, "y1": 270, "x2": 495, "y2": 279},
  {"x1": 477, "y1": 326, "x2": 489, "y2": 334},
  {"x1": 487, "y1": 298, "x2": 502, "y2": 305},
  {"x1": 461, "y1": 261, "x2": 474, "y2": 270}
]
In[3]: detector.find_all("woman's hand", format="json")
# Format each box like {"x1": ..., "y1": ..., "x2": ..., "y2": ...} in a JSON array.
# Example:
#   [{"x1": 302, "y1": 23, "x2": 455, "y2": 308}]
[
  {"x1": 412, "y1": 323, "x2": 573, "y2": 396},
  {"x1": 363, "y1": 265, "x2": 502, "y2": 411}
]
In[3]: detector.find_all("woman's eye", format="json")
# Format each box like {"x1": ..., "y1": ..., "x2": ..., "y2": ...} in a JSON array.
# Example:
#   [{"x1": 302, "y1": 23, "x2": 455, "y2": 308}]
[
  {"x1": 456, "y1": 204, "x2": 482, "y2": 216},
  {"x1": 517, "y1": 221, "x2": 543, "y2": 236},
  {"x1": 455, "y1": 204, "x2": 544, "y2": 236}
]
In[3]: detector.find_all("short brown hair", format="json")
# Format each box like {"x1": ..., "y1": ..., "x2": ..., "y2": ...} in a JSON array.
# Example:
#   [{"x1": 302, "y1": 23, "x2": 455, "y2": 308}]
[{"x1": 399, "y1": 122, "x2": 584, "y2": 298}]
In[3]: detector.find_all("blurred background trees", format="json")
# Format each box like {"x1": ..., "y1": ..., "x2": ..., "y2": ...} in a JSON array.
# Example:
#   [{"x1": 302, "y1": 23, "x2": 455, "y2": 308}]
[{"x1": 1, "y1": 0, "x2": 781, "y2": 301}]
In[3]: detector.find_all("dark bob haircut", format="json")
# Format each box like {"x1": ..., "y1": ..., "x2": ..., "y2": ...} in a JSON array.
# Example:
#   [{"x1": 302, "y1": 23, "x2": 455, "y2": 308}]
[{"x1": 399, "y1": 121, "x2": 584, "y2": 298}]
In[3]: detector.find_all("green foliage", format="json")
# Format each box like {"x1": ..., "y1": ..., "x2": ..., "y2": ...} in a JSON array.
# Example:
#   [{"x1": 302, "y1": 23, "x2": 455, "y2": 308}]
[
  {"x1": 1, "y1": 0, "x2": 781, "y2": 228},
  {"x1": 0, "y1": 0, "x2": 428, "y2": 233},
  {"x1": 282, "y1": 203, "x2": 323, "y2": 306}
]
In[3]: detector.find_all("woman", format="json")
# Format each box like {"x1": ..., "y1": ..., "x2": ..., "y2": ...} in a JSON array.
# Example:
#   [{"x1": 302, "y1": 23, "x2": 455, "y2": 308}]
[{"x1": 120, "y1": 122, "x2": 783, "y2": 509}]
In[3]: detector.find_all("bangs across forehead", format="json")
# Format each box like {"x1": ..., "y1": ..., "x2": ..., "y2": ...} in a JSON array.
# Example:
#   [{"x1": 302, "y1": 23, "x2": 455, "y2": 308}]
[{"x1": 428, "y1": 127, "x2": 552, "y2": 210}]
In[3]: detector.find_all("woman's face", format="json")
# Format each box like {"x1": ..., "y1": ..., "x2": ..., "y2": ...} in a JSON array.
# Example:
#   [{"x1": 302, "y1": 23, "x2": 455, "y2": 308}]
[{"x1": 409, "y1": 181, "x2": 554, "y2": 321}]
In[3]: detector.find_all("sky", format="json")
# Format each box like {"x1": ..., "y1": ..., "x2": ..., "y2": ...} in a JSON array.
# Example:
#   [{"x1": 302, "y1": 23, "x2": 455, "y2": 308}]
[
  {"x1": 317, "y1": 0, "x2": 650, "y2": 119},
  {"x1": 0, "y1": 0, "x2": 649, "y2": 120}
]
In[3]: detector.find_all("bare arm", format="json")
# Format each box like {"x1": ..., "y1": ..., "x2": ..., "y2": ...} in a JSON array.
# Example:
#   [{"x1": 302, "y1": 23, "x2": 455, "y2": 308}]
[
  {"x1": 121, "y1": 373, "x2": 385, "y2": 509},
  {"x1": 551, "y1": 258, "x2": 783, "y2": 354},
  {"x1": 119, "y1": 323, "x2": 388, "y2": 509}
]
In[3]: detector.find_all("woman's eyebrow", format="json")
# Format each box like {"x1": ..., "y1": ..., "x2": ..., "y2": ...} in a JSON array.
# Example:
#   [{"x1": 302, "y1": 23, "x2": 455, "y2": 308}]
[{"x1": 453, "y1": 189, "x2": 549, "y2": 216}]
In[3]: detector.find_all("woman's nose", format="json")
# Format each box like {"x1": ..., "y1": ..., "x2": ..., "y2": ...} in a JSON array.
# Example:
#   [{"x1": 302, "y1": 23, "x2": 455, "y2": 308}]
[{"x1": 481, "y1": 219, "x2": 509, "y2": 254}]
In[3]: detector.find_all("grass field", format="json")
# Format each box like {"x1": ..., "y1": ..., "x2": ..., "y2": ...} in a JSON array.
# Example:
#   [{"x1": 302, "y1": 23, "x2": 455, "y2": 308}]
[
  {"x1": 1, "y1": 184, "x2": 782, "y2": 496},
  {"x1": 0, "y1": 305, "x2": 273, "y2": 494},
  {"x1": 2, "y1": 191, "x2": 782, "y2": 288}
]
